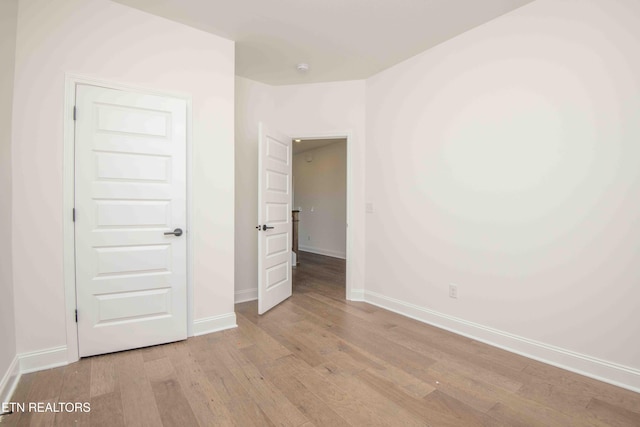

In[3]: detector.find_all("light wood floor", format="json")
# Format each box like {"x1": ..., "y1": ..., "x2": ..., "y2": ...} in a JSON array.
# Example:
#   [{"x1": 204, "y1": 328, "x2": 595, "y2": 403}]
[{"x1": 2, "y1": 251, "x2": 639, "y2": 426}]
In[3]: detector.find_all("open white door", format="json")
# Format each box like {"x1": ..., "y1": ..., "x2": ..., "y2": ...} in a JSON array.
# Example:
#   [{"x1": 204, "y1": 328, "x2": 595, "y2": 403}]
[
  {"x1": 258, "y1": 123, "x2": 293, "y2": 314},
  {"x1": 75, "y1": 84, "x2": 187, "y2": 357}
]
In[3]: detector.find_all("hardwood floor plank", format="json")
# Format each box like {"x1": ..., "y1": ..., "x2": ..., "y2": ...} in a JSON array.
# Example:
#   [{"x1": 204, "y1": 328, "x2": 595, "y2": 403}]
[
  {"x1": 420, "y1": 390, "x2": 497, "y2": 427},
  {"x1": 311, "y1": 354, "x2": 430, "y2": 426},
  {"x1": 24, "y1": 366, "x2": 66, "y2": 402},
  {"x1": 143, "y1": 357, "x2": 200, "y2": 427},
  {"x1": 54, "y1": 358, "x2": 92, "y2": 427},
  {"x1": 256, "y1": 299, "x2": 440, "y2": 400},
  {"x1": 585, "y1": 397, "x2": 640, "y2": 426},
  {"x1": 322, "y1": 347, "x2": 437, "y2": 400},
  {"x1": 515, "y1": 379, "x2": 593, "y2": 416},
  {"x1": 426, "y1": 364, "x2": 513, "y2": 414},
  {"x1": 139, "y1": 345, "x2": 166, "y2": 363},
  {"x1": 256, "y1": 321, "x2": 328, "y2": 368},
  {"x1": 90, "y1": 391, "x2": 125, "y2": 427},
  {"x1": 488, "y1": 400, "x2": 593, "y2": 427},
  {"x1": 195, "y1": 341, "x2": 278, "y2": 427},
  {"x1": 11, "y1": 366, "x2": 66, "y2": 426},
  {"x1": 385, "y1": 324, "x2": 524, "y2": 392},
  {"x1": 162, "y1": 341, "x2": 236, "y2": 427},
  {"x1": 309, "y1": 289, "x2": 527, "y2": 381},
  {"x1": 295, "y1": 368, "x2": 407, "y2": 427},
  {"x1": 354, "y1": 368, "x2": 443, "y2": 422},
  {"x1": 292, "y1": 294, "x2": 439, "y2": 380},
  {"x1": 215, "y1": 341, "x2": 310, "y2": 426},
  {"x1": 267, "y1": 373, "x2": 351, "y2": 427},
  {"x1": 89, "y1": 354, "x2": 118, "y2": 398},
  {"x1": 241, "y1": 346, "x2": 309, "y2": 379},
  {"x1": 522, "y1": 361, "x2": 640, "y2": 414},
  {"x1": 19, "y1": 398, "x2": 58, "y2": 427},
  {"x1": 115, "y1": 350, "x2": 164, "y2": 427},
  {"x1": 235, "y1": 313, "x2": 295, "y2": 358}
]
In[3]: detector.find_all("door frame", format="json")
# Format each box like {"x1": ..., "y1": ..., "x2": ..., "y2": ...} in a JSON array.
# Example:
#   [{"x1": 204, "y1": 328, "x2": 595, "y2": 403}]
[
  {"x1": 62, "y1": 73, "x2": 194, "y2": 363},
  {"x1": 289, "y1": 130, "x2": 354, "y2": 301}
]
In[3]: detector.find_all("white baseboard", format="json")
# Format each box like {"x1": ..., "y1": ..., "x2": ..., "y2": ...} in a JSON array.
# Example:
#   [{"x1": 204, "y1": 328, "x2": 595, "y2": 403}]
[
  {"x1": 299, "y1": 247, "x2": 346, "y2": 260},
  {"x1": 348, "y1": 289, "x2": 365, "y2": 301},
  {"x1": 193, "y1": 312, "x2": 237, "y2": 336},
  {"x1": 19, "y1": 346, "x2": 68, "y2": 375},
  {"x1": 4, "y1": 316, "x2": 238, "y2": 389},
  {"x1": 364, "y1": 290, "x2": 640, "y2": 394},
  {"x1": 235, "y1": 288, "x2": 258, "y2": 304},
  {"x1": 0, "y1": 356, "x2": 20, "y2": 405}
]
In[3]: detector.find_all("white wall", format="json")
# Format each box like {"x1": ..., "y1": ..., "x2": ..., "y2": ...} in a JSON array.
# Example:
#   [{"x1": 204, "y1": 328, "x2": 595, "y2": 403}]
[
  {"x1": 274, "y1": 81, "x2": 366, "y2": 298},
  {"x1": 365, "y1": 0, "x2": 640, "y2": 390},
  {"x1": 0, "y1": 0, "x2": 19, "y2": 401},
  {"x1": 12, "y1": 0, "x2": 235, "y2": 359},
  {"x1": 294, "y1": 141, "x2": 347, "y2": 259},
  {"x1": 234, "y1": 78, "x2": 366, "y2": 302},
  {"x1": 235, "y1": 77, "x2": 274, "y2": 303}
]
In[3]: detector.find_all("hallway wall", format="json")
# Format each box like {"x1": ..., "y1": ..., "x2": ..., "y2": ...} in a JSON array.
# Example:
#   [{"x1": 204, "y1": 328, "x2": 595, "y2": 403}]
[{"x1": 293, "y1": 140, "x2": 347, "y2": 259}]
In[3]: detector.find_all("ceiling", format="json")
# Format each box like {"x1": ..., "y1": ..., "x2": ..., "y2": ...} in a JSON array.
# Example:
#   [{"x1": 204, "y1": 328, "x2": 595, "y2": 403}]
[
  {"x1": 114, "y1": 0, "x2": 535, "y2": 85},
  {"x1": 293, "y1": 138, "x2": 346, "y2": 155}
]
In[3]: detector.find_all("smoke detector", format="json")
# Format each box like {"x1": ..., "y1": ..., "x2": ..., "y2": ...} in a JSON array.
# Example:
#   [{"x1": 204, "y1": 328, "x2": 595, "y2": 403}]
[{"x1": 296, "y1": 63, "x2": 310, "y2": 73}]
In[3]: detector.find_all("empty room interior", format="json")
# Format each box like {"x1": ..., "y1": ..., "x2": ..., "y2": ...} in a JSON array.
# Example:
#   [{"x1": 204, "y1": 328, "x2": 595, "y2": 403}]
[{"x1": 1, "y1": 0, "x2": 639, "y2": 425}]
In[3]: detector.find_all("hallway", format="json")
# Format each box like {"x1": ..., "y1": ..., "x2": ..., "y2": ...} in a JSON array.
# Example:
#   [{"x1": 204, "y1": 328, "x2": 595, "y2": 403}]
[{"x1": 292, "y1": 251, "x2": 346, "y2": 300}]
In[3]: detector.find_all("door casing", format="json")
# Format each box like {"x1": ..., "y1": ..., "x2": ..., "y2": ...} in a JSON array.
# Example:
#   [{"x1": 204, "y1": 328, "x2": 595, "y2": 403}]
[{"x1": 62, "y1": 73, "x2": 194, "y2": 363}]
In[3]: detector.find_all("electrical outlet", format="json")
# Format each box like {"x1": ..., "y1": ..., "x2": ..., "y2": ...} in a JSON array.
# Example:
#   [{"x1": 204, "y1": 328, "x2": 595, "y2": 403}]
[{"x1": 449, "y1": 284, "x2": 458, "y2": 299}]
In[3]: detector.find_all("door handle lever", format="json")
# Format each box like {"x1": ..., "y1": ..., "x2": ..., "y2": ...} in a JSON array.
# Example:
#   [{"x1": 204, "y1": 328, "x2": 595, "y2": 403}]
[
  {"x1": 262, "y1": 225, "x2": 274, "y2": 231},
  {"x1": 164, "y1": 228, "x2": 183, "y2": 237}
]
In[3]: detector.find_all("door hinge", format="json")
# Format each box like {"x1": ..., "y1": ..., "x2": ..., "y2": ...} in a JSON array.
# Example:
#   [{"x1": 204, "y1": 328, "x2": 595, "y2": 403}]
[
  {"x1": 72, "y1": 208, "x2": 76, "y2": 222},
  {"x1": 73, "y1": 106, "x2": 77, "y2": 121},
  {"x1": 75, "y1": 309, "x2": 78, "y2": 323}
]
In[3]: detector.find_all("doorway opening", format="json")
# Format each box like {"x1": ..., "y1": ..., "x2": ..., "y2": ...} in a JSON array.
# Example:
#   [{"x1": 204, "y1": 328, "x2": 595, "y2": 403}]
[{"x1": 291, "y1": 137, "x2": 348, "y2": 300}]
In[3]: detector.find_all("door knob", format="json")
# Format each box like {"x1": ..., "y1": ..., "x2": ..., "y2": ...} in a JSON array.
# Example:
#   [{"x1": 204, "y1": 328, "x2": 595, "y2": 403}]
[
  {"x1": 262, "y1": 225, "x2": 274, "y2": 231},
  {"x1": 164, "y1": 228, "x2": 183, "y2": 237}
]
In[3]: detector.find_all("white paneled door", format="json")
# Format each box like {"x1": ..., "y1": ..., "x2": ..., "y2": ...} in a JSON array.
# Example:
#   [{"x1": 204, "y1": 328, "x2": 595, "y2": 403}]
[
  {"x1": 258, "y1": 123, "x2": 293, "y2": 314},
  {"x1": 75, "y1": 84, "x2": 187, "y2": 357}
]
